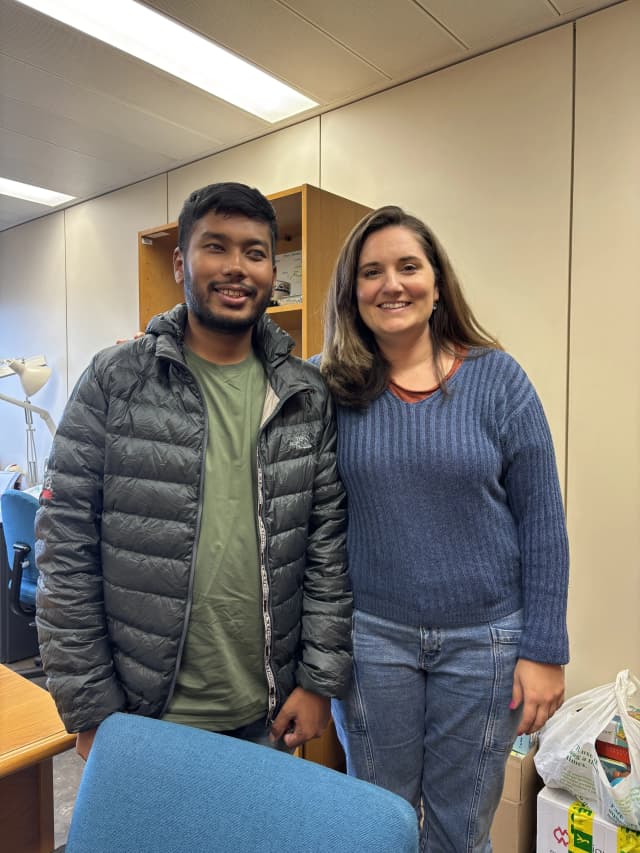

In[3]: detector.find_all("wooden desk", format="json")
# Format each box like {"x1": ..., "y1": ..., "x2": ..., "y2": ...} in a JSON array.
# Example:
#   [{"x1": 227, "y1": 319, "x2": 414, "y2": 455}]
[{"x1": 0, "y1": 664, "x2": 76, "y2": 853}]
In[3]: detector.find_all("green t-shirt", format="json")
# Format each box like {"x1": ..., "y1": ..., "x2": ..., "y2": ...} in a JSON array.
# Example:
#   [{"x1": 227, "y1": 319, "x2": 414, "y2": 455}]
[{"x1": 164, "y1": 347, "x2": 268, "y2": 730}]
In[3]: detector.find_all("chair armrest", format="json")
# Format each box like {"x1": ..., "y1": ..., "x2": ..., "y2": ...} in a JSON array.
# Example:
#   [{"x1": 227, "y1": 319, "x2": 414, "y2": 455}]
[{"x1": 10, "y1": 542, "x2": 35, "y2": 617}]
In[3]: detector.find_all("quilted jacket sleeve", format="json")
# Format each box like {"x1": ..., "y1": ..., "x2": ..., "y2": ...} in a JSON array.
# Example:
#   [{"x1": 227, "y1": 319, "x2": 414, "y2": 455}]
[
  {"x1": 296, "y1": 389, "x2": 352, "y2": 699},
  {"x1": 35, "y1": 357, "x2": 126, "y2": 733}
]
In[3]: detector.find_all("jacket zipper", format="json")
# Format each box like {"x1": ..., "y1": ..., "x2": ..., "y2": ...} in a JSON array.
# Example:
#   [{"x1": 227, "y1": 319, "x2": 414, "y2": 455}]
[
  {"x1": 257, "y1": 381, "x2": 312, "y2": 724},
  {"x1": 159, "y1": 358, "x2": 208, "y2": 716},
  {"x1": 256, "y1": 455, "x2": 277, "y2": 722}
]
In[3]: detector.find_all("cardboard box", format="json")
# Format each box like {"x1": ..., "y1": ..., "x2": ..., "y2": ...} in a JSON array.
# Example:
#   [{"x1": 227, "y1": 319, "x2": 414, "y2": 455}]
[
  {"x1": 491, "y1": 748, "x2": 542, "y2": 853},
  {"x1": 536, "y1": 786, "x2": 640, "y2": 852},
  {"x1": 502, "y1": 748, "x2": 541, "y2": 802},
  {"x1": 492, "y1": 797, "x2": 537, "y2": 853}
]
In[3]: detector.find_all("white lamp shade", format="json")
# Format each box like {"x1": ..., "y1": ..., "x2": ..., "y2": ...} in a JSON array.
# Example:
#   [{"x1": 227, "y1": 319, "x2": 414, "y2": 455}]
[{"x1": 8, "y1": 359, "x2": 52, "y2": 397}]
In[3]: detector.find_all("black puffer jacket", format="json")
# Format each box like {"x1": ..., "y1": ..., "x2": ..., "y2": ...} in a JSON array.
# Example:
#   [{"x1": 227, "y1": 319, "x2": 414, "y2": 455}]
[{"x1": 35, "y1": 305, "x2": 351, "y2": 734}]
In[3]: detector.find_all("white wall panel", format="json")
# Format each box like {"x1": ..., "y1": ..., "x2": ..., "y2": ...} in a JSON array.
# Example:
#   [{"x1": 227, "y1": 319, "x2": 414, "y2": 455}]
[
  {"x1": 0, "y1": 213, "x2": 66, "y2": 478},
  {"x1": 167, "y1": 120, "x2": 320, "y2": 221},
  {"x1": 322, "y1": 26, "x2": 573, "y2": 477},
  {"x1": 567, "y1": 0, "x2": 640, "y2": 694},
  {"x1": 64, "y1": 176, "x2": 167, "y2": 389}
]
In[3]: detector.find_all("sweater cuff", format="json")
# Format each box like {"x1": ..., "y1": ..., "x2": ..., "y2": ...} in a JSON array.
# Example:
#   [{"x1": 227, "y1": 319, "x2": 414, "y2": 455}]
[{"x1": 520, "y1": 593, "x2": 570, "y2": 664}]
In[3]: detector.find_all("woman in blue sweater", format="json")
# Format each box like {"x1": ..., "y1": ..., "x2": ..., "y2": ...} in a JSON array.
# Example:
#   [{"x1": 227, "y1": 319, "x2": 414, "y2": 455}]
[{"x1": 318, "y1": 206, "x2": 569, "y2": 852}]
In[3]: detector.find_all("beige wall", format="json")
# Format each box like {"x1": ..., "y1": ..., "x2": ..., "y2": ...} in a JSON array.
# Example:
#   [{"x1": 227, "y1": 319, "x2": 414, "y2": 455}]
[
  {"x1": 0, "y1": 1, "x2": 637, "y2": 696},
  {"x1": 322, "y1": 25, "x2": 573, "y2": 477},
  {"x1": 566, "y1": 0, "x2": 640, "y2": 695},
  {"x1": 65, "y1": 175, "x2": 167, "y2": 388},
  {"x1": 0, "y1": 212, "x2": 67, "y2": 480},
  {"x1": 167, "y1": 119, "x2": 321, "y2": 222}
]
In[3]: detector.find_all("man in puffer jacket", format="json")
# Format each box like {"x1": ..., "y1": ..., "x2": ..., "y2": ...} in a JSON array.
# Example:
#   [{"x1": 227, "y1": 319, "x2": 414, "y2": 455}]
[{"x1": 35, "y1": 182, "x2": 352, "y2": 761}]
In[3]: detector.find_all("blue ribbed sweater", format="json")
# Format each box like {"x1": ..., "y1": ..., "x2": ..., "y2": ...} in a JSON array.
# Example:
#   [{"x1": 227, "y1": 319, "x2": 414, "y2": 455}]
[{"x1": 334, "y1": 349, "x2": 569, "y2": 664}]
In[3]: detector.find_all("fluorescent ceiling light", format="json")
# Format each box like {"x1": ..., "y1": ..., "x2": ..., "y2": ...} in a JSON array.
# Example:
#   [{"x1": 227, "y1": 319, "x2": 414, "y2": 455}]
[
  {"x1": 14, "y1": 0, "x2": 318, "y2": 122},
  {"x1": 0, "y1": 177, "x2": 76, "y2": 207}
]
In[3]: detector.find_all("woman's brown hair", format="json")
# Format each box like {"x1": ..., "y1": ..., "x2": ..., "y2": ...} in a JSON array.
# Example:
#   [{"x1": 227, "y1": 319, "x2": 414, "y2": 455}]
[{"x1": 321, "y1": 206, "x2": 501, "y2": 408}]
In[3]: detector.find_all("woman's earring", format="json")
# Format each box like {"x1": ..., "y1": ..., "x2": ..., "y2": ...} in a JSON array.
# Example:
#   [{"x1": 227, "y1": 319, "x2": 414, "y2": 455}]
[{"x1": 432, "y1": 302, "x2": 438, "y2": 313}]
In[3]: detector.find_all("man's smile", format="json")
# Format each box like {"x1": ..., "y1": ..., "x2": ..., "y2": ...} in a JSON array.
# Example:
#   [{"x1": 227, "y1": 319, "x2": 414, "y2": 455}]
[{"x1": 209, "y1": 283, "x2": 256, "y2": 304}]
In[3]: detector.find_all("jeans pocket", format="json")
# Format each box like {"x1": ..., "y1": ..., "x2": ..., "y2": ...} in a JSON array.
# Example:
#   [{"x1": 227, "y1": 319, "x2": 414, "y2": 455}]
[
  {"x1": 334, "y1": 612, "x2": 377, "y2": 736},
  {"x1": 489, "y1": 608, "x2": 523, "y2": 646},
  {"x1": 333, "y1": 660, "x2": 369, "y2": 735},
  {"x1": 486, "y1": 610, "x2": 523, "y2": 754}
]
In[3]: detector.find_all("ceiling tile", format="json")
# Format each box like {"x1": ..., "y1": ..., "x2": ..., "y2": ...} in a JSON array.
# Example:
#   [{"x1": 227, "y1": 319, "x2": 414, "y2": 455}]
[
  {"x1": 421, "y1": 0, "x2": 559, "y2": 46},
  {"x1": 0, "y1": 0, "x2": 267, "y2": 144},
  {"x1": 144, "y1": 0, "x2": 387, "y2": 102},
  {"x1": 0, "y1": 95, "x2": 176, "y2": 176},
  {"x1": 283, "y1": 0, "x2": 465, "y2": 77},
  {"x1": 552, "y1": 0, "x2": 618, "y2": 12},
  {"x1": 0, "y1": 55, "x2": 218, "y2": 162},
  {"x1": 0, "y1": 125, "x2": 145, "y2": 197},
  {"x1": 0, "y1": 196, "x2": 51, "y2": 231}
]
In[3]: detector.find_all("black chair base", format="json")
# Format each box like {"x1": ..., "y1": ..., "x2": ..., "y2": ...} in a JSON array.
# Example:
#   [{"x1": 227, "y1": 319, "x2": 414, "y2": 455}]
[
  {"x1": 17, "y1": 664, "x2": 43, "y2": 680},
  {"x1": 14, "y1": 654, "x2": 43, "y2": 680}
]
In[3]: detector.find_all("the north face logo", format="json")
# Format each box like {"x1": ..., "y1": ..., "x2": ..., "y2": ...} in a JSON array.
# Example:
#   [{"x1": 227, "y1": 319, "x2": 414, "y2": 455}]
[{"x1": 287, "y1": 430, "x2": 313, "y2": 451}]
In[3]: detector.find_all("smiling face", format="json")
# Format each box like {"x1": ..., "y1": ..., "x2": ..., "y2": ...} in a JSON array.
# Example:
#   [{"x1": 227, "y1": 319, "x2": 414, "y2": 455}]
[
  {"x1": 173, "y1": 210, "x2": 276, "y2": 336},
  {"x1": 356, "y1": 225, "x2": 439, "y2": 346}
]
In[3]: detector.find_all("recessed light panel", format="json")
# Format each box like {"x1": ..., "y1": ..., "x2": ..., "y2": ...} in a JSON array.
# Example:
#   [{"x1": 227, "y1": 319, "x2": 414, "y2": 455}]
[
  {"x1": 14, "y1": 0, "x2": 318, "y2": 122},
  {"x1": 0, "y1": 178, "x2": 76, "y2": 207}
]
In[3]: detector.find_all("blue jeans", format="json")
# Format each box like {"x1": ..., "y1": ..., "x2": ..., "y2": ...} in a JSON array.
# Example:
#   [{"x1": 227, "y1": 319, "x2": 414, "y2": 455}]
[
  {"x1": 222, "y1": 716, "x2": 294, "y2": 753},
  {"x1": 332, "y1": 609, "x2": 523, "y2": 853}
]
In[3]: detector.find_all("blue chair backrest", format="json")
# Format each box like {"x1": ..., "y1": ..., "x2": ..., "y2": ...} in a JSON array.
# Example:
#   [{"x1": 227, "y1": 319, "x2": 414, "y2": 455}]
[
  {"x1": 67, "y1": 713, "x2": 419, "y2": 853},
  {"x1": 1, "y1": 489, "x2": 39, "y2": 608}
]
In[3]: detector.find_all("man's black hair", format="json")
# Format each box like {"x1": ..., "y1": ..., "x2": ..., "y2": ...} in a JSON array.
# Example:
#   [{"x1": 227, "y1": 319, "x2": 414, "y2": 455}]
[{"x1": 177, "y1": 182, "x2": 278, "y2": 259}]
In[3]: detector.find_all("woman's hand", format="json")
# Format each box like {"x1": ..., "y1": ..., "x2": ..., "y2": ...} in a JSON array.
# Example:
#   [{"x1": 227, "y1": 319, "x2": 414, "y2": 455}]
[{"x1": 510, "y1": 659, "x2": 565, "y2": 734}]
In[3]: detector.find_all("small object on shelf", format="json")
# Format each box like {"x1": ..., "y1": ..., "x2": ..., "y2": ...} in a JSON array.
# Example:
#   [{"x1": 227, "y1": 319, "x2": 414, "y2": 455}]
[
  {"x1": 275, "y1": 250, "x2": 302, "y2": 298},
  {"x1": 274, "y1": 295, "x2": 302, "y2": 306},
  {"x1": 272, "y1": 279, "x2": 291, "y2": 303}
]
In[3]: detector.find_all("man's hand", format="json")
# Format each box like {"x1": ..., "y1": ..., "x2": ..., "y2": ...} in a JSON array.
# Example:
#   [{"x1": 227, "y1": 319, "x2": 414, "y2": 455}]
[
  {"x1": 510, "y1": 659, "x2": 565, "y2": 735},
  {"x1": 269, "y1": 687, "x2": 331, "y2": 749},
  {"x1": 76, "y1": 726, "x2": 98, "y2": 761},
  {"x1": 115, "y1": 332, "x2": 144, "y2": 344}
]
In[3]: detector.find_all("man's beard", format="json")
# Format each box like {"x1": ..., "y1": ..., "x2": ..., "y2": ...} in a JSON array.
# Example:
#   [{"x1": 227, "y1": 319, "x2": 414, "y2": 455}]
[{"x1": 184, "y1": 270, "x2": 271, "y2": 334}]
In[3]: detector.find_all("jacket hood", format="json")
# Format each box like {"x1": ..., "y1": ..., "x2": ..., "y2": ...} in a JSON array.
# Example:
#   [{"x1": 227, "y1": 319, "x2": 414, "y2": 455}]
[{"x1": 146, "y1": 303, "x2": 295, "y2": 367}]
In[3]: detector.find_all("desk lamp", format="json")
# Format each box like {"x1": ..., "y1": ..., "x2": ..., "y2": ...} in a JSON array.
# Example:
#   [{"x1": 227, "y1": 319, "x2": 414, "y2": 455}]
[{"x1": 0, "y1": 355, "x2": 57, "y2": 485}]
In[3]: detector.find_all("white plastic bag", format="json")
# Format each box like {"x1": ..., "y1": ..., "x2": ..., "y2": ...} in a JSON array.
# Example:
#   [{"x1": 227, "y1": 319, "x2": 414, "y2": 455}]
[{"x1": 535, "y1": 669, "x2": 640, "y2": 830}]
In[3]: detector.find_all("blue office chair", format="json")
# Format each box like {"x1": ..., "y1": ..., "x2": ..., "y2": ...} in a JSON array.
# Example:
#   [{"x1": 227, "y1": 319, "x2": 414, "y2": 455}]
[
  {"x1": 1, "y1": 489, "x2": 42, "y2": 678},
  {"x1": 66, "y1": 713, "x2": 419, "y2": 853}
]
